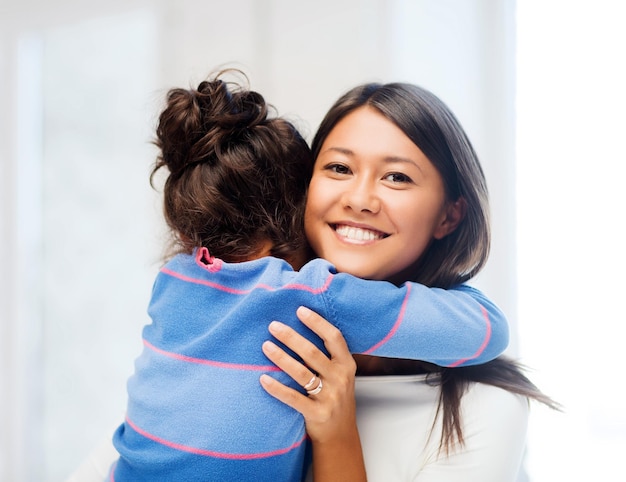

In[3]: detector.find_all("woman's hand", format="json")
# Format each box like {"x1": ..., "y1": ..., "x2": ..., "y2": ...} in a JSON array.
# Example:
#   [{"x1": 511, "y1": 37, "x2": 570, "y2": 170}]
[{"x1": 260, "y1": 306, "x2": 366, "y2": 482}]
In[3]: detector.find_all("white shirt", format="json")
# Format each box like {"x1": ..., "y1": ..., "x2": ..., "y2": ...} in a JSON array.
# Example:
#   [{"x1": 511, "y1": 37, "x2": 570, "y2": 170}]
[{"x1": 353, "y1": 375, "x2": 529, "y2": 482}]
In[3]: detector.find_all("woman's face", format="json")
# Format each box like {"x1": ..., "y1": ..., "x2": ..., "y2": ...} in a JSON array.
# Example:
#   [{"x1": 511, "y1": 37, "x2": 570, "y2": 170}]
[{"x1": 305, "y1": 106, "x2": 460, "y2": 283}]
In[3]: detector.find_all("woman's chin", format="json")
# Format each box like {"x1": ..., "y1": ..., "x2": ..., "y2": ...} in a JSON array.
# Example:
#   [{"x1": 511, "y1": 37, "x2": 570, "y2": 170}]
[{"x1": 332, "y1": 262, "x2": 386, "y2": 281}]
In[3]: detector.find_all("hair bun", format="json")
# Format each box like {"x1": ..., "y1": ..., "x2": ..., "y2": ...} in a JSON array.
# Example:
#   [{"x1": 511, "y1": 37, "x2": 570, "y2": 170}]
[
  {"x1": 155, "y1": 72, "x2": 270, "y2": 177},
  {"x1": 196, "y1": 79, "x2": 268, "y2": 132}
]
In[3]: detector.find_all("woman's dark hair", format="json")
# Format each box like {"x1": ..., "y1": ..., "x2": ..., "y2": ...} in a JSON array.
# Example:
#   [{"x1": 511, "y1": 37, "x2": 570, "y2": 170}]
[
  {"x1": 151, "y1": 70, "x2": 313, "y2": 262},
  {"x1": 312, "y1": 82, "x2": 560, "y2": 453}
]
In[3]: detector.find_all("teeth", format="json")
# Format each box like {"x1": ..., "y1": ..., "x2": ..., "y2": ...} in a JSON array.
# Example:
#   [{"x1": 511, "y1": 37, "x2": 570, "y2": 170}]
[{"x1": 335, "y1": 225, "x2": 384, "y2": 241}]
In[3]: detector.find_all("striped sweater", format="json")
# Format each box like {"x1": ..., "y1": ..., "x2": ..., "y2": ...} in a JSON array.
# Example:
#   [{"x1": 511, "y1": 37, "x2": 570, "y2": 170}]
[{"x1": 111, "y1": 247, "x2": 508, "y2": 481}]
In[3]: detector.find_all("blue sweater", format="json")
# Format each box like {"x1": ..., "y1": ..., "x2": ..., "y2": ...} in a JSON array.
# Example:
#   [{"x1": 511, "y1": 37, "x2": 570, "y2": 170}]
[{"x1": 111, "y1": 248, "x2": 508, "y2": 481}]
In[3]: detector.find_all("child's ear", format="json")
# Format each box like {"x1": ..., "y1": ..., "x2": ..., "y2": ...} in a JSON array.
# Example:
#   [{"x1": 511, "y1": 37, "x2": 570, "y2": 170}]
[{"x1": 433, "y1": 197, "x2": 467, "y2": 240}]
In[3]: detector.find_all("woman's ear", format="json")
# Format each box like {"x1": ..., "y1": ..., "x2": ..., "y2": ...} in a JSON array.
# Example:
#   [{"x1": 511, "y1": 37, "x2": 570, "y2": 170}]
[{"x1": 433, "y1": 197, "x2": 467, "y2": 240}]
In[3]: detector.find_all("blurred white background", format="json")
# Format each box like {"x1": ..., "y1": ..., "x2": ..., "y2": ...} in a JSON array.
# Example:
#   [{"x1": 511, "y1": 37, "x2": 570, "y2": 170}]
[
  {"x1": 0, "y1": 0, "x2": 624, "y2": 480},
  {"x1": 517, "y1": 1, "x2": 626, "y2": 481}
]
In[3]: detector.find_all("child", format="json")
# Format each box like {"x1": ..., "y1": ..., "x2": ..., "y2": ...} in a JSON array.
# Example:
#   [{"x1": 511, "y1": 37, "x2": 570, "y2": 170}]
[{"x1": 110, "y1": 71, "x2": 509, "y2": 481}]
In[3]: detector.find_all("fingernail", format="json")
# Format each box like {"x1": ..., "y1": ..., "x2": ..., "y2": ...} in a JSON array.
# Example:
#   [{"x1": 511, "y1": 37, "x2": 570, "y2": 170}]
[
  {"x1": 259, "y1": 374, "x2": 273, "y2": 386},
  {"x1": 269, "y1": 321, "x2": 284, "y2": 333},
  {"x1": 297, "y1": 306, "x2": 311, "y2": 316},
  {"x1": 262, "y1": 340, "x2": 277, "y2": 353}
]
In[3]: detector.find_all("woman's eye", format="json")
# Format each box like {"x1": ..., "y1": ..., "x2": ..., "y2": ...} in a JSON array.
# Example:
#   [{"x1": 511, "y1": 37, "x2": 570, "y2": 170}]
[
  {"x1": 326, "y1": 163, "x2": 351, "y2": 175},
  {"x1": 384, "y1": 172, "x2": 413, "y2": 184}
]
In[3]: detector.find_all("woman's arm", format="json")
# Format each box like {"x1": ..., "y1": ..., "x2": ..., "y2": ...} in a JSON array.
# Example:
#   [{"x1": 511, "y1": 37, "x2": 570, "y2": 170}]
[{"x1": 260, "y1": 306, "x2": 367, "y2": 482}]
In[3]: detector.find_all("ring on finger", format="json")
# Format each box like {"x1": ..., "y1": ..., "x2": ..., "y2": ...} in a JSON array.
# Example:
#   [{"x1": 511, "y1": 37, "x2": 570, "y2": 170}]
[
  {"x1": 307, "y1": 378, "x2": 323, "y2": 395},
  {"x1": 303, "y1": 375, "x2": 323, "y2": 395},
  {"x1": 303, "y1": 375, "x2": 319, "y2": 391}
]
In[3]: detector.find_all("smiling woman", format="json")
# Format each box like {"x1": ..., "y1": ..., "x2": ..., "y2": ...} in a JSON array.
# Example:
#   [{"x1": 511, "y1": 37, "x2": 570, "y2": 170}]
[
  {"x1": 261, "y1": 80, "x2": 558, "y2": 482},
  {"x1": 305, "y1": 106, "x2": 464, "y2": 285}
]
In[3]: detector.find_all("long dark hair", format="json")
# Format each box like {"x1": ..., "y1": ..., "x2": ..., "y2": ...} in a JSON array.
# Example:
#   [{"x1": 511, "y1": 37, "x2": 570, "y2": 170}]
[
  {"x1": 152, "y1": 70, "x2": 313, "y2": 262},
  {"x1": 312, "y1": 82, "x2": 560, "y2": 452}
]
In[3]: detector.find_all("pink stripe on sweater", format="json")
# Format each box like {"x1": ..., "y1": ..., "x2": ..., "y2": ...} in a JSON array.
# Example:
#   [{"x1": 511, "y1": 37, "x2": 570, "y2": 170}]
[
  {"x1": 161, "y1": 268, "x2": 334, "y2": 295},
  {"x1": 282, "y1": 273, "x2": 334, "y2": 294},
  {"x1": 125, "y1": 416, "x2": 307, "y2": 460},
  {"x1": 362, "y1": 284, "x2": 412, "y2": 354},
  {"x1": 448, "y1": 305, "x2": 492, "y2": 367},
  {"x1": 161, "y1": 267, "x2": 252, "y2": 294},
  {"x1": 143, "y1": 339, "x2": 280, "y2": 372}
]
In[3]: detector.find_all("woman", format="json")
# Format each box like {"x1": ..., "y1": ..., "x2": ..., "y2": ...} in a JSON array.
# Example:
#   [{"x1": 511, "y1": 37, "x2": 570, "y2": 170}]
[{"x1": 260, "y1": 82, "x2": 557, "y2": 481}]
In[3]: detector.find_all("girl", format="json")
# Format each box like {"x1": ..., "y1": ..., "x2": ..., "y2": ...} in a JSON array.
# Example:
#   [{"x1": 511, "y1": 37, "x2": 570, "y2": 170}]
[
  {"x1": 109, "y1": 72, "x2": 512, "y2": 482},
  {"x1": 260, "y1": 82, "x2": 559, "y2": 482}
]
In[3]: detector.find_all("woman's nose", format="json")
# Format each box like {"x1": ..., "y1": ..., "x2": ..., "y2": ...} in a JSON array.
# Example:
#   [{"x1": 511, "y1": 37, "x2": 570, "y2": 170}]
[{"x1": 341, "y1": 181, "x2": 381, "y2": 214}]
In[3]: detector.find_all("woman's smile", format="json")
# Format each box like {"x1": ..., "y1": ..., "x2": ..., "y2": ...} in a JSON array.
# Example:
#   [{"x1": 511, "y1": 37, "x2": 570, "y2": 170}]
[{"x1": 332, "y1": 223, "x2": 389, "y2": 244}]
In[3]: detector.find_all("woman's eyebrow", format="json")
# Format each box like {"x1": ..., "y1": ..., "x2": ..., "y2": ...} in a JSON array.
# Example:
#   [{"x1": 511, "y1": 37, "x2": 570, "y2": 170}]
[
  {"x1": 319, "y1": 146, "x2": 354, "y2": 157},
  {"x1": 384, "y1": 156, "x2": 424, "y2": 173}
]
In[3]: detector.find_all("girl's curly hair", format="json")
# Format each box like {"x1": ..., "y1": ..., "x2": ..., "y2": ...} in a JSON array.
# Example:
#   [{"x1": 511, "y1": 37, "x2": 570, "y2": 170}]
[{"x1": 151, "y1": 70, "x2": 313, "y2": 262}]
